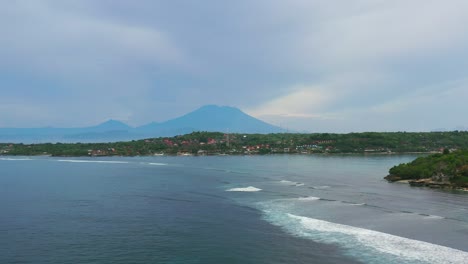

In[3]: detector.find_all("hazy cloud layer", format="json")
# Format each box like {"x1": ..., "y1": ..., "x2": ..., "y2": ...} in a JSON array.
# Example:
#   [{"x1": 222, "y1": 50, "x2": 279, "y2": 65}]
[{"x1": 1, "y1": 0, "x2": 467, "y2": 131}]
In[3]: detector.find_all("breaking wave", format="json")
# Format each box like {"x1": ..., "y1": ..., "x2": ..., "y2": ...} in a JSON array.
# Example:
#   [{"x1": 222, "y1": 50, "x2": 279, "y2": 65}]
[
  {"x1": 147, "y1": 162, "x2": 168, "y2": 166},
  {"x1": 297, "y1": 196, "x2": 320, "y2": 201},
  {"x1": 279, "y1": 180, "x2": 305, "y2": 187},
  {"x1": 287, "y1": 214, "x2": 468, "y2": 263},
  {"x1": 57, "y1": 160, "x2": 129, "y2": 164},
  {"x1": 280, "y1": 180, "x2": 295, "y2": 184},
  {"x1": 0, "y1": 157, "x2": 33, "y2": 161},
  {"x1": 341, "y1": 201, "x2": 366, "y2": 206},
  {"x1": 226, "y1": 186, "x2": 262, "y2": 192},
  {"x1": 311, "y1": 185, "x2": 330, "y2": 189},
  {"x1": 259, "y1": 202, "x2": 468, "y2": 264}
]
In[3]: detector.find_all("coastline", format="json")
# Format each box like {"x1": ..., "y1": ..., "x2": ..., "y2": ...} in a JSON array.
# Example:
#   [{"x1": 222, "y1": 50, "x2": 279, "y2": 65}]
[
  {"x1": 384, "y1": 150, "x2": 468, "y2": 193},
  {"x1": 4, "y1": 131, "x2": 465, "y2": 157},
  {"x1": 389, "y1": 178, "x2": 468, "y2": 192},
  {"x1": 0, "y1": 151, "x2": 430, "y2": 158}
]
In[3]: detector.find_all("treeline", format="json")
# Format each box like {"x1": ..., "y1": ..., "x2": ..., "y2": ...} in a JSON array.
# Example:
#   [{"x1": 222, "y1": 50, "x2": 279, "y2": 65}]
[{"x1": 2, "y1": 131, "x2": 468, "y2": 157}]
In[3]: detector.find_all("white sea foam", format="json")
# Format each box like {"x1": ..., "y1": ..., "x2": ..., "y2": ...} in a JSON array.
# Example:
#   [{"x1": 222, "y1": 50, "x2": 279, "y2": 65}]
[
  {"x1": 0, "y1": 157, "x2": 33, "y2": 161},
  {"x1": 313, "y1": 185, "x2": 330, "y2": 189},
  {"x1": 57, "y1": 160, "x2": 128, "y2": 164},
  {"x1": 148, "y1": 162, "x2": 168, "y2": 166},
  {"x1": 226, "y1": 186, "x2": 262, "y2": 192},
  {"x1": 288, "y1": 213, "x2": 468, "y2": 263},
  {"x1": 424, "y1": 215, "x2": 445, "y2": 220},
  {"x1": 297, "y1": 196, "x2": 320, "y2": 201},
  {"x1": 279, "y1": 180, "x2": 295, "y2": 184},
  {"x1": 341, "y1": 201, "x2": 365, "y2": 206},
  {"x1": 279, "y1": 180, "x2": 304, "y2": 186}
]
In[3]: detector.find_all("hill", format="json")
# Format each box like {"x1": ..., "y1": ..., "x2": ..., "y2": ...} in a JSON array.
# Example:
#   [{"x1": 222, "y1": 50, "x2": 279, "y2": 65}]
[{"x1": 385, "y1": 150, "x2": 468, "y2": 189}]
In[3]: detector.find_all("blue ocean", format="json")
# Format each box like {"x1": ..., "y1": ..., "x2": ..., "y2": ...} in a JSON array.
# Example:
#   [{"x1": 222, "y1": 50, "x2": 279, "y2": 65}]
[{"x1": 1, "y1": 155, "x2": 468, "y2": 263}]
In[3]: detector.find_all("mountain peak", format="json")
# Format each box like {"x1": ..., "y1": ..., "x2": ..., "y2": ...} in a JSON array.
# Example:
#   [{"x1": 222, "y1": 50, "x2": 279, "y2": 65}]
[
  {"x1": 155, "y1": 104, "x2": 283, "y2": 133},
  {"x1": 196, "y1": 105, "x2": 240, "y2": 112},
  {"x1": 93, "y1": 119, "x2": 131, "y2": 130},
  {"x1": 0, "y1": 106, "x2": 283, "y2": 143}
]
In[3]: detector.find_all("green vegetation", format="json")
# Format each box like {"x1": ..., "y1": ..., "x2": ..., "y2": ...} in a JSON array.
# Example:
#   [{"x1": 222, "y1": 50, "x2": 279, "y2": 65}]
[
  {"x1": 387, "y1": 150, "x2": 468, "y2": 187},
  {"x1": 2, "y1": 131, "x2": 468, "y2": 157}
]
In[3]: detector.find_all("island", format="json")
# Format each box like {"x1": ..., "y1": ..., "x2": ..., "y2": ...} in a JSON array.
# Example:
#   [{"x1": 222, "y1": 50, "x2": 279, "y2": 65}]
[
  {"x1": 385, "y1": 150, "x2": 468, "y2": 190},
  {"x1": 2, "y1": 131, "x2": 468, "y2": 157}
]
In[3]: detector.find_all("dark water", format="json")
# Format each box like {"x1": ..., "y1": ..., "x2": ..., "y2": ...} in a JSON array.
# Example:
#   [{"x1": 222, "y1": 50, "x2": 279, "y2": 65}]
[{"x1": 1, "y1": 155, "x2": 467, "y2": 263}]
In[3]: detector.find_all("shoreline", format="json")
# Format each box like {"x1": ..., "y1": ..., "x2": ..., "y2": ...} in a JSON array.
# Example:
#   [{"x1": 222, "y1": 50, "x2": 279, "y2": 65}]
[
  {"x1": 384, "y1": 150, "x2": 468, "y2": 193},
  {"x1": 4, "y1": 131, "x2": 462, "y2": 157},
  {"x1": 390, "y1": 178, "x2": 468, "y2": 192},
  {"x1": 0, "y1": 152, "x2": 432, "y2": 158}
]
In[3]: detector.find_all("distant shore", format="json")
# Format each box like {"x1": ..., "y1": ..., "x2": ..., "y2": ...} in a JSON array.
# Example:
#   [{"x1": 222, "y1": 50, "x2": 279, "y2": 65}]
[
  {"x1": 0, "y1": 151, "x2": 432, "y2": 158},
  {"x1": 2, "y1": 131, "x2": 466, "y2": 157}
]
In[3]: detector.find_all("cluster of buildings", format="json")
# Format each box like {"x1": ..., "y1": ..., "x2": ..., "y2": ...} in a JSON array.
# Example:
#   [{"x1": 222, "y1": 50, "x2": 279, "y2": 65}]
[
  {"x1": 87, "y1": 148, "x2": 116, "y2": 156},
  {"x1": 0, "y1": 144, "x2": 14, "y2": 154}
]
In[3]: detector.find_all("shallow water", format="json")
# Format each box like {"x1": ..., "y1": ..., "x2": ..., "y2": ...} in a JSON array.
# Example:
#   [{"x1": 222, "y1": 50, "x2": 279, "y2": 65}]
[{"x1": 1, "y1": 155, "x2": 467, "y2": 263}]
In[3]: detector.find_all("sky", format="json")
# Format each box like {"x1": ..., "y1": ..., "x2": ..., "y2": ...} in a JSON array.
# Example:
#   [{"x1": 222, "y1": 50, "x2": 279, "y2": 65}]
[{"x1": 1, "y1": 0, "x2": 468, "y2": 132}]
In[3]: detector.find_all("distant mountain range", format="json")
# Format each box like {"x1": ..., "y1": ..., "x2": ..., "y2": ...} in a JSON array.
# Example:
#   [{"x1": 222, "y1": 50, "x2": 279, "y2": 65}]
[{"x1": 0, "y1": 105, "x2": 284, "y2": 143}]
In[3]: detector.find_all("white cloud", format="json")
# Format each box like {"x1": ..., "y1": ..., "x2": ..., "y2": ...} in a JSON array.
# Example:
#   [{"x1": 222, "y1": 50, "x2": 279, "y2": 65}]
[
  {"x1": 276, "y1": 0, "x2": 468, "y2": 72},
  {"x1": 369, "y1": 78, "x2": 468, "y2": 115},
  {"x1": 249, "y1": 75, "x2": 468, "y2": 132},
  {"x1": 0, "y1": 1, "x2": 189, "y2": 126},
  {"x1": 242, "y1": 0, "x2": 468, "y2": 131},
  {"x1": 1, "y1": 0, "x2": 468, "y2": 130},
  {"x1": 247, "y1": 85, "x2": 333, "y2": 117}
]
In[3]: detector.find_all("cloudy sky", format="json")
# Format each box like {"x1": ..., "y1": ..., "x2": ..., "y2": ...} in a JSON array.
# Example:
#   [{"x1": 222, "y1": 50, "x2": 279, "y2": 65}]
[{"x1": 1, "y1": 0, "x2": 468, "y2": 132}]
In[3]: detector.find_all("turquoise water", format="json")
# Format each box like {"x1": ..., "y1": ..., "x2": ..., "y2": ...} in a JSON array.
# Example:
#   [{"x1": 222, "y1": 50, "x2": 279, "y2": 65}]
[{"x1": 1, "y1": 155, "x2": 468, "y2": 263}]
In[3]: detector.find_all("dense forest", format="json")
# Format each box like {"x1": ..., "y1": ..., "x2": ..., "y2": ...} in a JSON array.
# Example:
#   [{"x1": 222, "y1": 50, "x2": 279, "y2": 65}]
[
  {"x1": 386, "y1": 150, "x2": 468, "y2": 187},
  {"x1": 2, "y1": 131, "x2": 468, "y2": 157}
]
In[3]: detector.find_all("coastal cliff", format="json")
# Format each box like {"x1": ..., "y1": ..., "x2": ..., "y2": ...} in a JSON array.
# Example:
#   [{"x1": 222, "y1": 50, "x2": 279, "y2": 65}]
[{"x1": 385, "y1": 150, "x2": 468, "y2": 190}]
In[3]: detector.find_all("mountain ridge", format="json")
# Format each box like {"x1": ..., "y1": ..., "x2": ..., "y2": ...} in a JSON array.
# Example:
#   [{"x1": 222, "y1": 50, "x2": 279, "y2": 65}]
[
  {"x1": 0, "y1": 105, "x2": 284, "y2": 143},
  {"x1": 140, "y1": 105, "x2": 283, "y2": 133}
]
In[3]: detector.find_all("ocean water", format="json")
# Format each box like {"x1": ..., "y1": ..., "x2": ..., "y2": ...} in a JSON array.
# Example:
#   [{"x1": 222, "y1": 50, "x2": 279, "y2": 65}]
[{"x1": 1, "y1": 155, "x2": 468, "y2": 264}]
